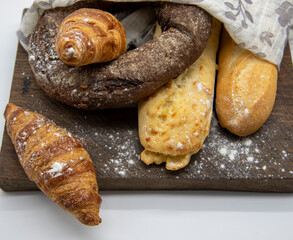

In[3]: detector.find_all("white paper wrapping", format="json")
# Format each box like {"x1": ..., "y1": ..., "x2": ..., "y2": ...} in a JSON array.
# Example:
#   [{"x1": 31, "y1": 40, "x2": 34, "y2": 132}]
[{"x1": 17, "y1": 0, "x2": 293, "y2": 66}]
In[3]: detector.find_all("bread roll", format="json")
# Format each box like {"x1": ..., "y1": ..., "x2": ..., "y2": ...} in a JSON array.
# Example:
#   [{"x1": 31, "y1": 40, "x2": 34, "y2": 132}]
[
  {"x1": 138, "y1": 19, "x2": 221, "y2": 170},
  {"x1": 215, "y1": 29, "x2": 278, "y2": 136}
]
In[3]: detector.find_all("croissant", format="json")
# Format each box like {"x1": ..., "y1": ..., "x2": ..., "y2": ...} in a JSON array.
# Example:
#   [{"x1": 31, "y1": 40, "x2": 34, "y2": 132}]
[
  {"x1": 55, "y1": 8, "x2": 127, "y2": 66},
  {"x1": 4, "y1": 103, "x2": 102, "y2": 226}
]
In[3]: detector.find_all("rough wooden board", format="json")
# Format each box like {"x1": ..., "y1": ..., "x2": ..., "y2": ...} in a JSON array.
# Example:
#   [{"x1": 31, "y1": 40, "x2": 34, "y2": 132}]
[{"x1": 0, "y1": 41, "x2": 292, "y2": 192}]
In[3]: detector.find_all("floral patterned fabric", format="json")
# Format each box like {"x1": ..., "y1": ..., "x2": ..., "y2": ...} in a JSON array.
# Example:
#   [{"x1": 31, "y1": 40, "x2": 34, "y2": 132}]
[{"x1": 17, "y1": 0, "x2": 293, "y2": 66}]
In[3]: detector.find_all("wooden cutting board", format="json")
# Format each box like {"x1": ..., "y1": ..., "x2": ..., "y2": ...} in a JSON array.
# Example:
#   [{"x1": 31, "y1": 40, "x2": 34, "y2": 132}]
[{"x1": 0, "y1": 42, "x2": 292, "y2": 192}]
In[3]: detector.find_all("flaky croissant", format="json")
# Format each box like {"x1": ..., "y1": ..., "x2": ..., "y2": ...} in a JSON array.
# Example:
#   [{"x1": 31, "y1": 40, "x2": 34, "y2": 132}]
[
  {"x1": 55, "y1": 8, "x2": 127, "y2": 66},
  {"x1": 4, "y1": 103, "x2": 102, "y2": 226}
]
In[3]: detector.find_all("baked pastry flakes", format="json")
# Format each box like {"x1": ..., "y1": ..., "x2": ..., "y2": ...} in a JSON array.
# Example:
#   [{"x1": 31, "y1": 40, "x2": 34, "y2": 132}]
[
  {"x1": 4, "y1": 103, "x2": 102, "y2": 225},
  {"x1": 56, "y1": 8, "x2": 127, "y2": 66}
]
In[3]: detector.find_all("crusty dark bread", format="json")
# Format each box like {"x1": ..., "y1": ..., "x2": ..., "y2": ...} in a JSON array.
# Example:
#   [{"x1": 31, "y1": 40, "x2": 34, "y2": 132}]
[{"x1": 28, "y1": 0, "x2": 212, "y2": 109}]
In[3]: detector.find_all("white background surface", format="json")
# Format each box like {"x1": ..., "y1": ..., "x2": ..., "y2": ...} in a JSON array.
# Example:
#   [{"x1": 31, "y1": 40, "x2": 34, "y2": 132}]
[{"x1": 0, "y1": 1, "x2": 293, "y2": 240}]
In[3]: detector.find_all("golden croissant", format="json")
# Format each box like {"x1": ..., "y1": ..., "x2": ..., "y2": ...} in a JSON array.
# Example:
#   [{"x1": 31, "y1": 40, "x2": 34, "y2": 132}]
[
  {"x1": 4, "y1": 103, "x2": 102, "y2": 226},
  {"x1": 56, "y1": 8, "x2": 127, "y2": 66}
]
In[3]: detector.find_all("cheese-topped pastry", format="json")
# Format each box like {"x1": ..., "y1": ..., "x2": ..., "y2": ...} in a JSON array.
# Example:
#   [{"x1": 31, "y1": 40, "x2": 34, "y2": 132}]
[{"x1": 138, "y1": 19, "x2": 221, "y2": 170}]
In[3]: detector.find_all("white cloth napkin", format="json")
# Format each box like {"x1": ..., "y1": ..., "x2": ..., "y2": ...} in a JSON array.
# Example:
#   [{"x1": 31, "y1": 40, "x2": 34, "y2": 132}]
[{"x1": 17, "y1": 0, "x2": 293, "y2": 67}]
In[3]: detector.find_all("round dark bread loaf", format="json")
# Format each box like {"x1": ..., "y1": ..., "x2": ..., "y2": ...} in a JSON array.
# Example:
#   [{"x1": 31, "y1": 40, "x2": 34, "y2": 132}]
[{"x1": 28, "y1": 1, "x2": 212, "y2": 109}]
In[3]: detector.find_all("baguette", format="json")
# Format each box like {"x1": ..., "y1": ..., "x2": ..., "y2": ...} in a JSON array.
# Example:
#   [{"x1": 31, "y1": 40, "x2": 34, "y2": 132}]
[
  {"x1": 215, "y1": 29, "x2": 278, "y2": 136},
  {"x1": 138, "y1": 19, "x2": 221, "y2": 170}
]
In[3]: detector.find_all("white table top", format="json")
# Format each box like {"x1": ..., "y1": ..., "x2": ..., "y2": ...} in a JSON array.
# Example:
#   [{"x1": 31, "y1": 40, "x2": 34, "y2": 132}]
[{"x1": 0, "y1": 1, "x2": 293, "y2": 240}]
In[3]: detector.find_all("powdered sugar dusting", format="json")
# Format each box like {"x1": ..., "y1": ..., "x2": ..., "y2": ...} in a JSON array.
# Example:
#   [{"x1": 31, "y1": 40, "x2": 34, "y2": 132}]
[
  {"x1": 196, "y1": 82, "x2": 203, "y2": 92},
  {"x1": 89, "y1": 128, "x2": 142, "y2": 177},
  {"x1": 47, "y1": 162, "x2": 66, "y2": 178},
  {"x1": 219, "y1": 147, "x2": 228, "y2": 156},
  {"x1": 65, "y1": 47, "x2": 77, "y2": 58},
  {"x1": 66, "y1": 111, "x2": 293, "y2": 182},
  {"x1": 193, "y1": 118, "x2": 292, "y2": 180},
  {"x1": 177, "y1": 142, "x2": 184, "y2": 149},
  {"x1": 244, "y1": 139, "x2": 252, "y2": 147}
]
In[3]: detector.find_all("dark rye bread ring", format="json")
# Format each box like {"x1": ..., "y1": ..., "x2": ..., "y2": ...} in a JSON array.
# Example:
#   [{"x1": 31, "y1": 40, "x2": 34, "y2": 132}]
[{"x1": 28, "y1": 1, "x2": 212, "y2": 110}]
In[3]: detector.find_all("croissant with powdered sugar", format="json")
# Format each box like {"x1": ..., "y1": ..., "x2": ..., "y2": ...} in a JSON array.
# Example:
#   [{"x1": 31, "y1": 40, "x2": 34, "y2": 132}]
[
  {"x1": 4, "y1": 103, "x2": 102, "y2": 226},
  {"x1": 55, "y1": 8, "x2": 127, "y2": 66}
]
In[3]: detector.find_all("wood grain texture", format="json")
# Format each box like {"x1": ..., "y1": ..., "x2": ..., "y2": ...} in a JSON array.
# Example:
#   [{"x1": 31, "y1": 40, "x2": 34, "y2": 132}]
[{"x1": 0, "y1": 42, "x2": 292, "y2": 192}]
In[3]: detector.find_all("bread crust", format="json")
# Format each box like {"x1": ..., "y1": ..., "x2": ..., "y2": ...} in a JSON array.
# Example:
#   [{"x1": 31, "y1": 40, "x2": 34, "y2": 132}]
[
  {"x1": 28, "y1": 1, "x2": 212, "y2": 109},
  {"x1": 215, "y1": 29, "x2": 278, "y2": 136}
]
